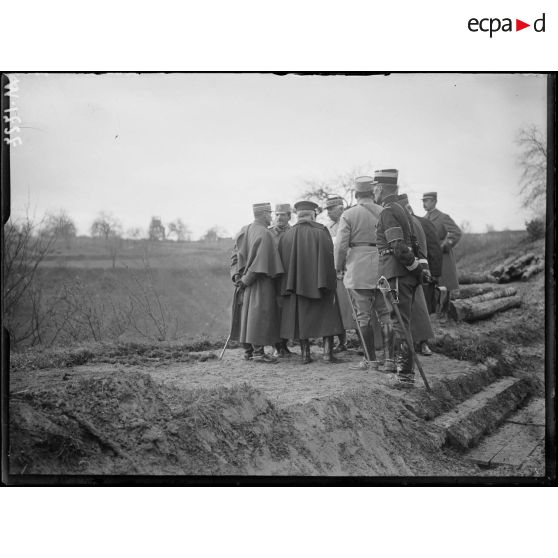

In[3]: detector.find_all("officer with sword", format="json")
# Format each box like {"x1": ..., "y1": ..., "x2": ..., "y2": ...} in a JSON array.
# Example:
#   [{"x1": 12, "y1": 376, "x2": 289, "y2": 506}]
[{"x1": 373, "y1": 169, "x2": 433, "y2": 388}]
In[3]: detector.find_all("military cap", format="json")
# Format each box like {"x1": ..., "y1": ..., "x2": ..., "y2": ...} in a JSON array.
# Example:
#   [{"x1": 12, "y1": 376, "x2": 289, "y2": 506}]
[
  {"x1": 373, "y1": 169, "x2": 399, "y2": 185},
  {"x1": 275, "y1": 203, "x2": 292, "y2": 214},
  {"x1": 325, "y1": 195, "x2": 344, "y2": 209},
  {"x1": 252, "y1": 202, "x2": 272, "y2": 216},
  {"x1": 421, "y1": 191, "x2": 437, "y2": 200},
  {"x1": 293, "y1": 200, "x2": 319, "y2": 212},
  {"x1": 353, "y1": 176, "x2": 375, "y2": 192}
]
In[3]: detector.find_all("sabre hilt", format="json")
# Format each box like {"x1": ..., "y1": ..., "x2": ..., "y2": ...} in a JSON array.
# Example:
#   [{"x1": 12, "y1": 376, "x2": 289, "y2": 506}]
[{"x1": 377, "y1": 275, "x2": 399, "y2": 304}]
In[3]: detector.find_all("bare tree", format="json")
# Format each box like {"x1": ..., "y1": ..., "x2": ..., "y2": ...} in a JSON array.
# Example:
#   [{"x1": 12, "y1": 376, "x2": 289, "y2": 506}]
[
  {"x1": 126, "y1": 227, "x2": 144, "y2": 239},
  {"x1": 460, "y1": 220, "x2": 472, "y2": 234},
  {"x1": 41, "y1": 209, "x2": 77, "y2": 247},
  {"x1": 201, "y1": 225, "x2": 227, "y2": 242},
  {"x1": 301, "y1": 165, "x2": 374, "y2": 207},
  {"x1": 517, "y1": 125, "x2": 546, "y2": 215},
  {"x1": 90, "y1": 211, "x2": 123, "y2": 268},
  {"x1": 167, "y1": 218, "x2": 191, "y2": 241},
  {"x1": 3, "y1": 214, "x2": 56, "y2": 346},
  {"x1": 91, "y1": 211, "x2": 122, "y2": 240}
]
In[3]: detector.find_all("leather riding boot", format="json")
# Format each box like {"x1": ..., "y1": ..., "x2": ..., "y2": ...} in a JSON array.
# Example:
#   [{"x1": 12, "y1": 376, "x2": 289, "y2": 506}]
[
  {"x1": 380, "y1": 323, "x2": 396, "y2": 373},
  {"x1": 395, "y1": 338, "x2": 415, "y2": 386},
  {"x1": 322, "y1": 336, "x2": 339, "y2": 363},
  {"x1": 350, "y1": 325, "x2": 378, "y2": 370},
  {"x1": 242, "y1": 343, "x2": 254, "y2": 361},
  {"x1": 281, "y1": 339, "x2": 293, "y2": 357},
  {"x1": 334, "y1": 332, "x2": 348, "y2": 353},
  {"x1": 300, "y1": 339, "x2": 312, "y2": 364}
]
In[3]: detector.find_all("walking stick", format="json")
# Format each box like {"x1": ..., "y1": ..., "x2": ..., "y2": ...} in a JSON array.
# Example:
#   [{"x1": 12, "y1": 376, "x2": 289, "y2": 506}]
[
  {"x1": 218, "y1": 333, "x2": 231, "y2": 360},
  {"x1": 346, "y1": 286, "x2": 372, "y2": 364},
  {"x1": 377, "y1": 276, "x2": 432, "y2": 393},
  {"x1": 219, "y1": 285, "x2": 241, "y2": 361}
]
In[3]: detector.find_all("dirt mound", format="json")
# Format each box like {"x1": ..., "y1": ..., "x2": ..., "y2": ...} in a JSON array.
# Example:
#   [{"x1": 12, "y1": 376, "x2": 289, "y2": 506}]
[{"x1": 10, "y1": 370, "x2": 479, "y2": 476}]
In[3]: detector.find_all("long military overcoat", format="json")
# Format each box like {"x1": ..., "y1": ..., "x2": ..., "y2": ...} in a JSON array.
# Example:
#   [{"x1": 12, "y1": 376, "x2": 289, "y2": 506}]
[
  {"x1": 229, "y1": 222, "x2": 284, "y2": 346},
  {"x1": 424, "y1": 208, "x2": 462, "y2": 291}
]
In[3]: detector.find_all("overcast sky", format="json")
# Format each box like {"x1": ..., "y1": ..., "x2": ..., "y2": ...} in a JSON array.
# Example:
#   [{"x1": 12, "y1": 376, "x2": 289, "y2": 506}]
[{"x1": 10, "y1": 73, "x2": 546, "y2": 238}]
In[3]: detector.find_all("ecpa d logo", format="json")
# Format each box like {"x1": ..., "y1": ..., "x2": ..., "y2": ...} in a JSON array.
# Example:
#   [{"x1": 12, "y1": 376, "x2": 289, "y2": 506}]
[{"x1": 468, "y1": 13, "x2": 545, "y2": 37}]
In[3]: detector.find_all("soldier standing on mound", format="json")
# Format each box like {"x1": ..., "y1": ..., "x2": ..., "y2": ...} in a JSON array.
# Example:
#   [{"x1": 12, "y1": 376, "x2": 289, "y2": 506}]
[
  {"x1": 230, "y1": 202, "x2": 285, "y2": 363},
  {"x1": 269, "y1": 203, "x2": 294, "y2": 358},
  {"x1": 278, "y1": 201, "x2": 344, "y2": 364},
  {"x1": 374, "y1": 169, "x2": 431, "y2": 387}
]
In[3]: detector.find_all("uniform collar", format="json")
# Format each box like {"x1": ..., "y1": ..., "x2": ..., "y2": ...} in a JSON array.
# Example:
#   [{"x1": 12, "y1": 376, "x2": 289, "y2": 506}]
[{"x1": 382, "y1": 194, "x2": 399, "y2": 206}]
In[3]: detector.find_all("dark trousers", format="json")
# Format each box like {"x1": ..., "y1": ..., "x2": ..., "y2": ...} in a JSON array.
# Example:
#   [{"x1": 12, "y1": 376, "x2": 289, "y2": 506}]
[{"x1": 388, "y1": 274, "x2": 420, "y2": 344}]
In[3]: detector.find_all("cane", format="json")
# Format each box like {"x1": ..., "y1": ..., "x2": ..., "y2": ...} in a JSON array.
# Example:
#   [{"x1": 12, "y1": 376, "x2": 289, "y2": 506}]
[
  {"x1": 219, "y1": 285, "x2": 242, "y2": 361},
  {"x1": 377, "y1": 276, "x2": 432, "y2": 393},
  {"x1": 345, "y1": 285, "x2": 372, "y2": 364}
]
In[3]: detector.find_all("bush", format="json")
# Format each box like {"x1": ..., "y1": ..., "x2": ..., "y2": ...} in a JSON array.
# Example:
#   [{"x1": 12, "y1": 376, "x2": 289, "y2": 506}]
[{"x1": 525, "y1": 218, "x2": 545, "y2": 241}]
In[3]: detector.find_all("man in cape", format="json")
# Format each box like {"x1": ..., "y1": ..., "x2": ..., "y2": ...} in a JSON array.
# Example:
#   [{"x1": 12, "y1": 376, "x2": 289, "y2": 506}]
[
  {"x1": 230, "y1": 202, "x2": 284, "y2": 363},
  {"x1": 278, "y1": 200, "x2": 344, "y2": 364}
]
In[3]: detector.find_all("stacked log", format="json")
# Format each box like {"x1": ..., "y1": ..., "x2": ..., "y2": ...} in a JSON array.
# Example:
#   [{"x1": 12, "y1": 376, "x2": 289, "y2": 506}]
[
  {"x1": 457, "y1": 272, "x2": 498, "y2": 285},
  {"x1": 491, "y1": 252, "x2": 544, "y2": 283},
  {"x1": 449, "y1": 287, "x2": 520, "y2": 322},
  {"x1": 452, "y1": 284, "x2": 499, "y2": 300}
]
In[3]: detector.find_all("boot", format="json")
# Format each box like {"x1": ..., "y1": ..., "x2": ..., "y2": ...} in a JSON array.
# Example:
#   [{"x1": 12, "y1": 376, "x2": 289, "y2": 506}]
[
  {"x1": 252, "y1": 345, "x2": 277, "y2": 364},
  {"x1": 322, "y1": 336, "x2": 340, "y2": 363},
  {"x1": 242, "y1": 343, "x2": 254, "y2": 361},
  {"x1": 349, "y1": 325, "x2": 378, "y2": 370},
  {"x1": 395, "y1": 338, "x2": 415, "y2": 387},
  {"x1": 281, "y1": 339, "x2": 293, "y2": 357},
  {"x1": 300, "y1": 339, "x2": 312, "y2": 364},
  {"x1": 380, "y1": 322, "x2": 396, "y2": 373},
  {"x1": 333, "y1": 332, "x2": 348, "y2": 353},
  {"x1": 419, "y1": 341, "x2": 432, "y2": 356}
]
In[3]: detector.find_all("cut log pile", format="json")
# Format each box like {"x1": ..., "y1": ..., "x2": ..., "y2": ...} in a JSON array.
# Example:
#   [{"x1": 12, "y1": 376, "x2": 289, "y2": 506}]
[
  {"x1": 490, "y1": 252, "x2": 544, "y2": 283},
  {"x1": 457, "y1": 272, "x2": 498, "y2": 285},
  {"x1": 448, "y1": 286, "x2": 521, "y2": 322}
]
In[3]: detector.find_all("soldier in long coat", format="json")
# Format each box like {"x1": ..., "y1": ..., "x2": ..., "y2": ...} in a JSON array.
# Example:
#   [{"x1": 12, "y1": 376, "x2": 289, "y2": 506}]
[
  {"x1": 397, "y1": 194, "x2": 435, "y2": 356},
  {"x1": 268, "y1": 203, "x2": 294, "y2": 358},
  {"x1": 326, "y1": 195, "x2": 356, "y2": 353},
  {"x1": 415, "y1": 214, "x2": 443, "y2": 314},
  {"x1": 422, "y1": 192, "x2": 462, "y2": 293},
  {"x1": 278, "y1": 201, "x2": 344, "y2": 364},
  {"x1": 335, "y1": 178, "x2": 391, "y2": 371},
  {"x1": 230, "y1": 202, "x2": 284, "y2": 362}
]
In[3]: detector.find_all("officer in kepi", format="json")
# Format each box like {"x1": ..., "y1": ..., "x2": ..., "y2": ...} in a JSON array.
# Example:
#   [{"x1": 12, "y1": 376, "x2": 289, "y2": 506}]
[{"x1": 374, "y1": 169, "x2": 432, "y2": 387}]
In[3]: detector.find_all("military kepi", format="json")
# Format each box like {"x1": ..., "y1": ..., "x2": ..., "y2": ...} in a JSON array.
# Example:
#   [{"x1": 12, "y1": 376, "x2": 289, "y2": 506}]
[
  {"x1": 294, "y1": 200, "x2": 319, "y2": 212},
  {"x1": 373, "y1": 169, "x2": 399, "y2": 185},
  {"x1": 353, "y1": 176, "x2": 375, "y2": 192},
  {"x1": 253, "y1": 202, "x2": 272, "y2": 216},
  {"x1": 325, "y1": 195, "x2": 344, "y2": 208},
  {"x1": 275, "y1": 203, "x2": 291, "y2": 214},
  {"x1": 421, "y1": 191, "x2": 437, "y2": 200}
]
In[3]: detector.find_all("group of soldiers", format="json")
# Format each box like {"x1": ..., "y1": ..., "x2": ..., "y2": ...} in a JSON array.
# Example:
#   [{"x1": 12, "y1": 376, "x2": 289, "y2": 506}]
[{"x1": 229, "y1": 168, "x2": 462, "y2": 388}]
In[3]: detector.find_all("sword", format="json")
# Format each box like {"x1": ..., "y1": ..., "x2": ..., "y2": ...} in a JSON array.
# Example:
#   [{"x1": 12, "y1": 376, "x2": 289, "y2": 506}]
[
  {"x1": 345, "y1": 285, "x2": 372, "y2": 364},
  {"x1": 377, "y1": 275, "x2": 432, "y2": 392}
]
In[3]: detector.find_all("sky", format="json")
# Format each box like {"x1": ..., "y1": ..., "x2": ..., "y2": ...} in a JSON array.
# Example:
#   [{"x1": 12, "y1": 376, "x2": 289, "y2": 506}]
[{"x1": 9, "y1": 73, "x2": 547, "y2": 239}]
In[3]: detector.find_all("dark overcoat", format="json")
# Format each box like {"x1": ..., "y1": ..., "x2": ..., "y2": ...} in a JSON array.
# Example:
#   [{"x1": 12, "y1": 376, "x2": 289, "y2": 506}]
[{"x1": 278, "y1": 219, "x2": 344, "y2": 339}]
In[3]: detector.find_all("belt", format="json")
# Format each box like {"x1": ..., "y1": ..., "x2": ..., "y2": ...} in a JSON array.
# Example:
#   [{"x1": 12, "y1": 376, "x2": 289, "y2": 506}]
[
  {"x1": 349, "y1": 242, "x2": 376, "y2": 247},
  {"x1": 379, "y1": 249, "x2": 394, "y2": 255}
]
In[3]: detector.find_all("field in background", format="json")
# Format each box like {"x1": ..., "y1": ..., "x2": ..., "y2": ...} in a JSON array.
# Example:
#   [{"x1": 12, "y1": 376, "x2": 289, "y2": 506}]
[{"x1": 7, "y1": 230, "x2": 545, "y2": 350}]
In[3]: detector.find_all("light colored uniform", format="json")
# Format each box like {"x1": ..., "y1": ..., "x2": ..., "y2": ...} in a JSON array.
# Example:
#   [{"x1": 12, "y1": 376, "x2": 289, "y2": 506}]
[{"x1": 335, "y1": 198, "x2": 390, "y2": 345}]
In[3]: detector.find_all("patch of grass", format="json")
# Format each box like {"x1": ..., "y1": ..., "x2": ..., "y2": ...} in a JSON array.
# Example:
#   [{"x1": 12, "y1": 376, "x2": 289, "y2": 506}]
[{"x1": 432, "y1": 334, "x2": 503, "y2": 363}]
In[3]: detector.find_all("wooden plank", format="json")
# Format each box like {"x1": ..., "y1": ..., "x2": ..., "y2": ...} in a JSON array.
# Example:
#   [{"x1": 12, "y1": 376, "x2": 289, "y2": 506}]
[
  {"x1": 506, "y1": 398, "x2": 545, "y2": 427},
  {"x1": 490, "y1": 424, "x2": 545, "y2": 467}
]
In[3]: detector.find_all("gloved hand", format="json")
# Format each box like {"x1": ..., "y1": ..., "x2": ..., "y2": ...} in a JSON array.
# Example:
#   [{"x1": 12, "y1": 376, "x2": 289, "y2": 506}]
[
  {"x1": 442, "y1": 241, "x2": 451, "y2": 254},
  {"x1": 421, "y1": 269, "x2": 433, "y2": 284},
  {"x1": 336, "y1": 270, "x2": 345, "y2": 281}
]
